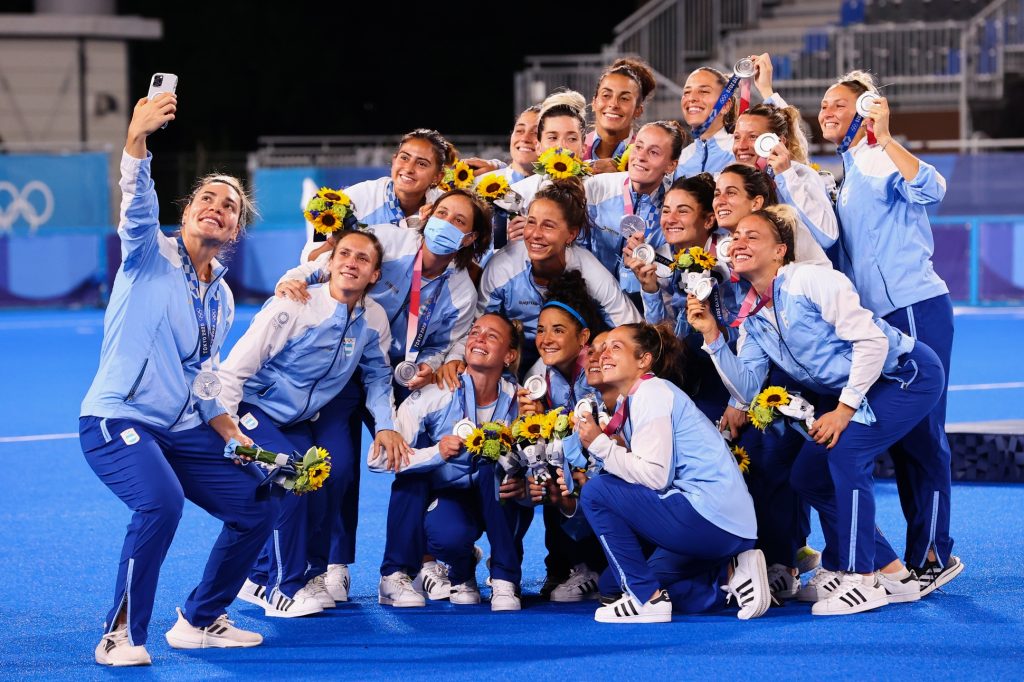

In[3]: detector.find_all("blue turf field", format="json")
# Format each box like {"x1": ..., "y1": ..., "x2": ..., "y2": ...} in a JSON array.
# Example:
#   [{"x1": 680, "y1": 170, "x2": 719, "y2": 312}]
[{"x1": 1, "y1": 307, "x2": 1022, "y2": 680}]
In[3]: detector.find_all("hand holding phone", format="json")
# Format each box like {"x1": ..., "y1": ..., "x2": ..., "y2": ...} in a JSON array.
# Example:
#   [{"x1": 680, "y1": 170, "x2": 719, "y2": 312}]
[{"x1": 147, "y1": 73, "x2": 178, "y2": 129}]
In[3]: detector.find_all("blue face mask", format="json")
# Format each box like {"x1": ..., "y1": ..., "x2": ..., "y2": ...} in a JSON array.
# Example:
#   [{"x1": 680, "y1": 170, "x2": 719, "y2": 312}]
[{"x1": 423, "y1": 216, "x2": 467, "y2": 256}]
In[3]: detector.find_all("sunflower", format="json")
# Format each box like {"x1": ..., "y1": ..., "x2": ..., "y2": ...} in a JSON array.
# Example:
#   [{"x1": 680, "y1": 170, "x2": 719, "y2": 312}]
[
  {"x1": 450, "y1": 160, "x2": 474, "y2": 189},
  {"x1": 523, "y1": 414, "x2": 545, "y2": 441},
  {"x1": 756, "y1": 386, "x2": 791, "y2": 410},
  {"x1": 315, "y1": 446, "x2": 330, "y2": 462},
  {"x1": 689, "y1": 247, "x2": 717, "y2": 271},
  {"x1": 543, "y1": 151, "x2": 578, "y2": 179},
  {"x1": 317, "y1": 187, "x2": 351, "y2": 206},
  {"x1": 615, "y1": 144, "x2": 633, "y2": 172},
  {"x1": 748, "y1": 405, "x2": 774, "y2": 431},
  {"x1": 306, "y1": 462, "x2": 330, "y2": 490},
  {"x1": 731, "y1": 445, "x2": 750, "y2": 474},
  {"x1": 476, "y1": 173, "x2": 510, "y2": 201},
  {"x1": 539, "y1": 411, "x2": 558, "y2": 440},
  {"x1": 313, "y1": 210, "x2": 342, "y2": 235},
  {"x1": 465, "y1": 428, "x2": 485, "y2": 455}
]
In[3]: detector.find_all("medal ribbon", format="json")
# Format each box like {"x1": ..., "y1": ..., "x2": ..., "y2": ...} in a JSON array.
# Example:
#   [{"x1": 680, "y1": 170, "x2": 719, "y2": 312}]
[
  {"x1": 691, "y1": 74, "x2": 744, "y2": 139},
  {"x1": 384, "y1": 180, "x2": 405, "y2": 225},
  {"x1": 602, "y1": 372, "x2": 655, "y2": 436},
  {"x1": 729, "y1": 277, "x2": 775, "y2": 328},
  {"x1": 177, "y1": 236, "x2": 219, "y2": 363},
  {"x1": 404, "y1": 248, "x2": 444, "y2": 363},
  {"x1": 837, "y1": 114, "x2": 876, "y2": 154}
]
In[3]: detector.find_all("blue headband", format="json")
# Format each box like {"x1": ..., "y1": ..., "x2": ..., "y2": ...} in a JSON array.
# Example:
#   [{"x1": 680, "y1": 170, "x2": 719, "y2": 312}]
[{"x1": 542, "y1": 300, "x2": 588, "y2": 329}]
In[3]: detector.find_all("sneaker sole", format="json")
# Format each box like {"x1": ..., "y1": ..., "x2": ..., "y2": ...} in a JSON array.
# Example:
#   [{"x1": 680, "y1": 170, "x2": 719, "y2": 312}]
[
  {"x1": 811, "y1": 595, "x2": 888, "y2": 616},
  {"x1": 236, "y1": 590, "x2": 268, "y2": 608},
  {"x1": 263, "y1": 605, "x2": 323, "y2": 618},
  {"x1": 883, "y1": 587, "x2": 922, "y2": 604},
  {"x1": 594, "y1": 610, "x2": 671, "y2": 624},
  {"x1": 94, "y1": 651, "x2": 152, "y2": 667},
  {"x1": 165, "y1": 633, "x2": 262, "y2": 649},
  {"x1": 737, "y1": 550, "x2": 771, "y2": 620},
  {"x1": 491, "y1": 602, "x2": 521, "y2": 612},
  {"x1": 326, "y1": 591, "x2": 349, "y2": 602},
  {"x1": 920, "y1": 559, "x2": 965, "y2": 598},
  {"x1": 378, "y1": 595, "x2": 425, "y2": 607},
  {"x1": 450, "y1": 596, "x2": 482, "y2": 605},
  {"x1": 549, "y1": 592, "x2": 600, "y2": 603}
]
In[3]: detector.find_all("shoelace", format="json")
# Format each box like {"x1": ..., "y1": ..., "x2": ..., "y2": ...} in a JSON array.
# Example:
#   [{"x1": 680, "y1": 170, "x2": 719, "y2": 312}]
[
  {"x1": 103, "y1": 626, "x2": 130, "y2": 648},
  {"x1": 807, "y1": 570, "x2": 839, "y2": 588}
]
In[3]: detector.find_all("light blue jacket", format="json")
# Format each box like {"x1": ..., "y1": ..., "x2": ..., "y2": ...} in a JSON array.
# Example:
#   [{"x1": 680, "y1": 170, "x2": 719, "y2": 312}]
[
  {"x1": 218, "y1": 285, "x2": 396, "y2": 430},
  {"x1": 80, "y1": 151, "x2": 233, "y2": 430},
  {"x1": 368, "y1": 375, "x2": 520, "y2": 490},
  {"x1": 672, "y1": 128, "x2": 735, "y2": 179},
  {"x1": 835, "y1": 138, "x2": 948, "y2": 315},
  {"x1": 285, "y1": 223, "x2": 477, "y2": 369},
  {"x1": 704, "y1": 262, "x2": 915, "y2": 424},
  {"x1": 588, "y1": 376, "x2": 757, "y2": 540}
]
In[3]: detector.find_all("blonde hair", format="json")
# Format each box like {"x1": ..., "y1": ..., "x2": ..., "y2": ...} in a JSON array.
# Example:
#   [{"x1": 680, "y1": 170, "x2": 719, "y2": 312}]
[
  {"x1": 538, "y1": 89, "x2": 588, "y2": 138},
  {"x1": 741, "y1": 103, "x2": 810, "y2": 165},
  {"x1": 834, "y1": 70, "x2": 879, "y2": 96},
  {"x1": 757, "y1": 204, "x2": 800, "y2": 264}
]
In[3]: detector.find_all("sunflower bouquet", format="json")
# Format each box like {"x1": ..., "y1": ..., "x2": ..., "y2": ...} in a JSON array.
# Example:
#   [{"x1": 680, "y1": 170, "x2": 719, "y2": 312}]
[
  {"x1": 671, "y1": 246, "x2": 717, "y2": 273},
  {"x1": 614, "y1": 143, "x2": 633, "y2": 172},
  {"x1": 748, "y1": 386, "x2": 816, "y2": 437},
  {"x1": 731, "y1": 444, "x2": 750, "y2": 474},
  {"x1": 475, "y1": 173, "x2": 512, "y2": 204},
  {"x1": 532, "y1": 147, "x2": 592, "y2": 180},
  {"x1": 304, "y1": 187, "x2": 361, "y2": 236},
  {"x1": 232, "y1": 444, "x2": 331, "y2": 495},
  {"x1": 439, "y1": 159, "x2": 475, "y2": 192},
  {"x1": 465, "y1": 420, "x2": 514, "y2": 463}
]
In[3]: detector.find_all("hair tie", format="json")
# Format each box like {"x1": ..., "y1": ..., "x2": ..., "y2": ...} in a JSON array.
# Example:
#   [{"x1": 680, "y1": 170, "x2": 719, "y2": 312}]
[{"x1": 542, "y1": 300, "x2": 588, "y2": 329}]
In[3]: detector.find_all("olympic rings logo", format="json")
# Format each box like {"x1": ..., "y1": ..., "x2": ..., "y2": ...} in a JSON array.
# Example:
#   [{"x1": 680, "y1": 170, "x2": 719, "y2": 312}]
[{"x1": 0, "y1": 181, "x2": 55, "y2": 231}]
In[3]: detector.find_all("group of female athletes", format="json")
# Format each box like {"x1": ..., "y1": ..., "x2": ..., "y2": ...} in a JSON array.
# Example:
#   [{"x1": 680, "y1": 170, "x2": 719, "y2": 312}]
[{"x1": 82, "y1": 53, "x2": 963, "y2": 666}]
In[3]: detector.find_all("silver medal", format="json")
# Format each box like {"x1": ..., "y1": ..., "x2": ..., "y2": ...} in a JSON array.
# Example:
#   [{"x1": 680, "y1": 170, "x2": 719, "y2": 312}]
[
  {"x1": 619, "y1": 214, "x2": 646, "y2": 237},
  {"x1": 574, "y1": 398, "x2": 595, "y2": 422},
  {"x1": 523, "y1": 374, "x2": 547, "y2": 400},
  {"x1": 632, "y1": 243, "x2": 656, "y2": 265},
  {"x1": 193, "y1": 371, "x2": 221, "y2": 400},
  {"x1": 717, "y1": 236, "x2": 733, "y2": 265},
  {"x1": 494, "y1": 190, "x2": 524, "y2": 215},
  {"x1": 452, "y1": 418, "x2": 476, "y2": 439},
  {"x1": 404, "y1": 215, "x2": 424, "y2": 230},
  {"x1": 394, "y1": 360, "x2": 419, "y2": 387},
  {"x1": 755, "y1": 132, "x2": 780, "y2": 158},
  {"x1": 855, "y1": 92, "x2": 878, "y2": 118},
  {"x1": 733, "y1": 57, "x2": 756, "y2": 79}
]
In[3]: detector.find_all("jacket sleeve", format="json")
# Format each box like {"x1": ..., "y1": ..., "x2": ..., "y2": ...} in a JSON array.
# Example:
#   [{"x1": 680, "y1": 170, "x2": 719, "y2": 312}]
[
  {"x1": 893, "y1": 160, "x2": 946, "y2": 206},
  {"x1": 277, "y1": 252, "x2": 330, "y2": 288},
  {"x1": 117, "y1": 151, "x2": 163, "y2": 279},
  {"x1": 587, "y1": 384, "x2": 673, "y2": 491},
  {"x1": 359, "y1": 307, "x2": 398, "y2": 433},
  {"x1": 367, "y1": 392, "x2": 445, "y2": 473},
  {"x1": 704, "y1": 324, "x2": 771, "y2": 406},
  {"x1": 775, "y1": 163, "x2": 838, "y2": 250},
  {"x1": 583, "y1": 255, "x2": 644, "y2": 326},
  {"x1": 217, "y1": 296, "x2": 308, "y2": 418}
]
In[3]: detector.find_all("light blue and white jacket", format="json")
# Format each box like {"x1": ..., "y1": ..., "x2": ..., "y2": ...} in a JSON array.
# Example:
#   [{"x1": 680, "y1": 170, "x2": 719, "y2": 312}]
[
  {"x1": 301, "y1": 176, "x2": 441, "y2": 260},
  {"x1": 477, "y1": 240, "x2": 643, "y2": 348},
  {"x1": 774, "y1": 162, "x2": 838, "y2": 263},
  {"x1": 835, "y1": 137, "x2": 948, "y2": 316},
  {"x1": 218, "y1": 285, "x2": 396, "y2": 430},
  {"x1": 588, "y1": 376, "x2": 757, "y2": 540},
  {"x1": 585, "y1": 171, "x2": 672, "y2": 292},
  {"x1": 81, "y1": 151, "x2": 233, "y2": 431},
  {"x1": 285, "y1": 223, "x2": 477, "y2": 369},
  {"x1": 703, "y1": 262, "x2": 915, "y2": 425},
  {"x1": 672, "y1": 128, "x2": 735, "y2": 180},
  {"x1": 367, "y1": 375, "x2": 520, "y2": 490}
]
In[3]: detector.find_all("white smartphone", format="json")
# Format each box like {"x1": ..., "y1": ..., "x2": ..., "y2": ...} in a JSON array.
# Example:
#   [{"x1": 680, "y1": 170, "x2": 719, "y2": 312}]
[{"x1": 147, "y1": 73, "x2": 178, "y2": 128}]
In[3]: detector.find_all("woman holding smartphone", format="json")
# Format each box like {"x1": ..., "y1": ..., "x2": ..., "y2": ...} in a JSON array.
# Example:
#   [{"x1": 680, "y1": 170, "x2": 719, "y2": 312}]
[{"x1": 80, "y1": 94, "x2": 271, "y2": 665}]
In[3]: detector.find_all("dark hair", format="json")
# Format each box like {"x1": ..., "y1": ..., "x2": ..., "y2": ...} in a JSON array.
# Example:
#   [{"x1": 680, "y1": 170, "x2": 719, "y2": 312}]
[
  {"x1": 331, "y1": 228, "x2": 385, "y2": 270},
  {"x1": 668, "y1": 172, "x2": 716, "y2": 214},
  {"x1": 477, "y1": 312, "x2": 524, "y2": 377},
  {"x1": 532, "y1": 176, "x2": 590, "y2": 237},
  {"x1": 537, "y1": 89, "x2": 587, "y2": 139},
  {"x1": 620, "y1": 322, "x2": 686, "y2": 388},
  {"x1": 397, "y1": 128, "x2": 455, "y2": 169},
  {"x1": 596, "y1": 57, "x2": 657, "y2": 103},
  {"x1": 639, "y1": 120, "x2": 688, "y2": 161},
  {"x1": 516, "y1": 104, "x2": 542, "y2": 123},
  {"x1": 428, "y1": 188, "x2": 493, "y2": 270},
  {"x1": 542, "y1": 269, "x2": 607, "y2": 335},
  {"x1": 751, "y1": 205, "x2": 798, "y2": 265},
  {"x1": 719, "y1": 163, "x2": 779, "y2": 206},
  {"x1": 689, "y1": 67, "x2": 737, "y2": 133},
  {"x1": 740, "y1": 103, "x2": 809, "y2": 164}
]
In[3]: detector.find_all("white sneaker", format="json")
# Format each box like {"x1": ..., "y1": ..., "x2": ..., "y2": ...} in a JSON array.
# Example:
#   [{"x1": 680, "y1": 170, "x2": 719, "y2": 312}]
[
  {"x1": 413, "y1": 561, "x2": 451, "y2": 601},
  {"x1": 164, "y1": 607, "x2": 262, "y2": 649},
  {"x1": 549, "y1": 564, "x2": 600, "y2": 602},
  {"x1": 812, "y1": 573, "x2": 889, "y2": 616},
  {"x1": 236, "y1": 578, "x2": 268, "y2": 607},
  {"x1": 594, "y1": 591, "x2": 672, "y2": 623},
  {"x1": 379, "y1": 572, "x2": 426, "y2": 607},
  {"x1": 766, "y1": 563, "x2": 800, "y2": 601},
  {"x1": 796, "y1": 568, "x2": 844, "y2": 603},
  {"x1": 913, "y1": 555, "x2": 965, "y2": 597},
  {"x1": 795, "y1": 545, "x2": 822, "y2": 574},
  {"x1": 305, "y1": 574, "x2": 337, "y2": 608},
  {"x1": 876, "y1": 569, "x2": 921, "y2": 603},
  {"x1": 722, "y1": 549, "x2": 770, "y2": 620},
  {"x1": 490, "y1": 579, "x2": 521, "y2": 612},
  {"x1": 324, "y1": 563, "x2": 350, "y2": 602},
  {"x1": 94, "y1": 626, "x2": 151, "y2": 666},
  {"x1": 450, "y1": 579, "x2": 482, "y2": 605},
  {"x1": 263, "y1": 586, "x2": 324, "y2": 618}
]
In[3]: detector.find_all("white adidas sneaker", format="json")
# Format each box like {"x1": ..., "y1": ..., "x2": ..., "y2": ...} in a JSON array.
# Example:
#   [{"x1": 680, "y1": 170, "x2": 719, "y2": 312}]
[
  {"x1": 324, "y1": 563, "x2": 350, "y2": 602},
  {"x1": 236, "y1": 578, "x2": 268, "y2": 607},
  {"x1": 305, "y1": 574, "x2": 337, "y2": 608},
  {"x1": 876, "y1": 569, "x2": 921, "y2": 603},
  {"x1": 164, "y1": 607, "x2": 263, "y2": 649},
  {"x1": 913, "y1": 555, "x2": 965, "y2": 597},
  {"x1": 94, "y1": 626, "x2": 151, "y2": 666},
  {"x1": 766, "y1": 563, "x2": 800, "y2": 601},
  {"x1": 379, "y1": 572, "x2": 426, "y2": 607},
  {"x1": 263, "y1": 586, "x2": 324, "y2": 618},
  {"x1": 549, "y1": 564, "x2": 600, "y2": 602},
  {"x1": 594, "y1": 591, "x2": 672, "y2": 623},
  {"x1": 796, "y1": 568, "x2": 844, "y2": 603},
  {"x1": 490, "y1": 579, "x2": 521, "y2": 612},
  {"x1": 812, "y1": 572, "x2": 889, "y2": 616},
  {"x1": 450, "y1": 579, "x2": 482, "y2": 605},
  {"x1": 413, "y1": 560, "x2": 451, "y2": 601},
  {"x1": 722, "y1": 549, "x2": 770, "y2": 620}
]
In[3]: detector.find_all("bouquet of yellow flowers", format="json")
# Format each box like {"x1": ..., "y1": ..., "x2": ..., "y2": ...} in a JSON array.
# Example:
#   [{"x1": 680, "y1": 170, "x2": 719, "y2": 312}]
[
  {"x1": 532, "y1": 147, "x2": 592, "y2": 180},
  {"x1": 231, "y1": 444, "x2": 331, "y2": 495},
  {"x1": 475, "y1": 173, "x2": 511, "y2": 203},
  {"x1": 614, "y1": 143, "x2": 633, "y2": 172},
  {"x1": 304, "y1": 187, "x2": 361, "y2": 236},
  {"x1": 671, "y1": 246, "x2": 717, "y2": 273},
  {"x1": 748, "y1": 386, "x2": 816, "y2": 438},
  {"x1": 465, "y1": 420, "x2": 514, "y2": 462},
  {"x1": 439, "y1": 159, "x2": 475, "y2": 192}
]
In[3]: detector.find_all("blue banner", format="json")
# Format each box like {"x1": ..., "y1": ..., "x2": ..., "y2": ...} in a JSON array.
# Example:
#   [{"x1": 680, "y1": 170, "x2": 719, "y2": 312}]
[{"x1": 0, "y1": 153, "x2": 109, "y2": 231}]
